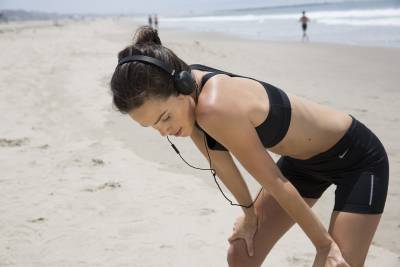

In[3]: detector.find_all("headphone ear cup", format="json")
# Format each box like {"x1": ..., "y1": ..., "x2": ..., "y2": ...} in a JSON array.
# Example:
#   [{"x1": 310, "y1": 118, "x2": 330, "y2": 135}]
[{"x1": 174, "y1": 71, "x2": 196, "y2": 95}]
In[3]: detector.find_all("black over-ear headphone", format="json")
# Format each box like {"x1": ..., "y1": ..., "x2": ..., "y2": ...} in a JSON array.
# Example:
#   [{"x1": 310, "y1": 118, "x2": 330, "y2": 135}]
[
  {"x1": 118, "y1": 54, "x2": 262, "y2": 208},
  {"x1": 118, "y1": 55, "x2": 197, "y2": 95}
]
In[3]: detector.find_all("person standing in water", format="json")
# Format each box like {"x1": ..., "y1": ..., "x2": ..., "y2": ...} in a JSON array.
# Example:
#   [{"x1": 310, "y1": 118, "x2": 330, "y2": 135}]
[
  {"x1": 299, "y1": 10, "x2": 310, "y2": 42},
  {"x1": 154, "y1": 14, "x2": 159, "y2": 30},
  {"x1": 148, "y1": 14, "x2": 153, "y2": 28}
]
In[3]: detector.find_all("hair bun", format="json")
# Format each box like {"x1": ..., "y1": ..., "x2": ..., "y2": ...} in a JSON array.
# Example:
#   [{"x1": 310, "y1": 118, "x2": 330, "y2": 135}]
[{"x1": 133, "y1": 26, "x2": 162, "y2": 45}]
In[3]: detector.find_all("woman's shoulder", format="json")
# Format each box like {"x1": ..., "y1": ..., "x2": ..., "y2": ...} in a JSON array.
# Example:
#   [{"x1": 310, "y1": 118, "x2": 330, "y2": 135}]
[
  {"x1": 195, "y1": 74, "x2": 247, "y2": 121},
  {"x1": 195, "y1": 73, "x2": 269, "y2": 129},
  {"x1": 194, "y1": 75, "x2": 268, "y2": 153}
]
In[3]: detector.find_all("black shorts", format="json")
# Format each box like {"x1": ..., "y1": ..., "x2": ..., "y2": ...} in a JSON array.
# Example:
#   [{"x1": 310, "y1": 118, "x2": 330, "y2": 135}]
[{"x1": 277, "y1": 116, "x2": 389, "y2": 214}]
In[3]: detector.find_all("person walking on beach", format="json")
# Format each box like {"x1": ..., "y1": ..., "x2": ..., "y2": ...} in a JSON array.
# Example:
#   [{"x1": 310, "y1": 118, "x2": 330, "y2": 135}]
[
  {"x1": 154, "y1": 14, "x2": 159, "y2": 30},
  {"x1": 110, "y1": 26, "x2": 388, "y2": 267},
  {"x1": 148, "y1": 14, "x2": 153, "y2": 28},
  {"x1": 0, "y1": 12, "x2": 7, "y2": 23},
  {"x1": 299, "y1": 10, "x2": 310, "y2": 42}
]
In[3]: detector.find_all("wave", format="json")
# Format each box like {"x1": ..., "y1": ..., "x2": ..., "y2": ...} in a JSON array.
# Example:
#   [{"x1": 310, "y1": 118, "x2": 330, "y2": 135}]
[
  {"x1": 319, "y1": 17, "x2": 400, "y2": 26},
  {"x1": 308, "y1": 8, "x2": 400, "y2": 19},
  {"x1": 163, "y1": 8, "x2": 400, "y2": 27}
]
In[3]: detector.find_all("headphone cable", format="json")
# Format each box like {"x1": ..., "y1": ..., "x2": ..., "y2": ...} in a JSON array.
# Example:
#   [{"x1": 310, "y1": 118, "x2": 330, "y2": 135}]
[{"x1": 166, "y1": 136, "x2": 262, "y2": 208}]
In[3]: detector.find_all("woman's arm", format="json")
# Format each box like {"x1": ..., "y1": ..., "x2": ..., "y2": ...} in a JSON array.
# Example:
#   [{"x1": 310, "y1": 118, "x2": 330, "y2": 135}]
[
  {"x1": 196, "y1": 105, "x2": 333, "y2": 251},
  {"x1": 190, "y1": 127, "x2": 257, "y2": 218}
]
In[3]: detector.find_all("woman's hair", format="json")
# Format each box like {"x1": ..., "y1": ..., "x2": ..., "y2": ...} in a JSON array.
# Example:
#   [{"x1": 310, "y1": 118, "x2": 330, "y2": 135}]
[{"x1": 110, "y1": 26, "x2": 190, "y2": 114}]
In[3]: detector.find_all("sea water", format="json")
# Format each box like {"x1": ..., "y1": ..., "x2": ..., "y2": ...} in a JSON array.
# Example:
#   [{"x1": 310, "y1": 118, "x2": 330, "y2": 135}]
[{"x1": 157, "y1": 0, "x2": 400, "y2": 48}]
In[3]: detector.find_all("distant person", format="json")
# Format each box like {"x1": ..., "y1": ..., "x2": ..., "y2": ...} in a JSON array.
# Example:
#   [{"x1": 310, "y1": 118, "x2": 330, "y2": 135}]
[
  {"x1": 299, "y1": 10, "x2": 310, "y2": 42},
  {"x1": 154, "y1": 14, "x2": 159, "y2": 30},
  {"x1": 148, "y1": 14, "x2": 153, "y2": 28},
  {"x1": 110, "y1": 26, "x2": 389, "y2": 267},
  {"x1": 0, "y1": 13, "x2": 6, "y2": 23}
]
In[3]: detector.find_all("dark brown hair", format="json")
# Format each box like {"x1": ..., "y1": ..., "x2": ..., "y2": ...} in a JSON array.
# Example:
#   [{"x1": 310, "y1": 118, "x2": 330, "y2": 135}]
[{"x1": 110, "y1": 26, "x2": 190, "y2": 114}]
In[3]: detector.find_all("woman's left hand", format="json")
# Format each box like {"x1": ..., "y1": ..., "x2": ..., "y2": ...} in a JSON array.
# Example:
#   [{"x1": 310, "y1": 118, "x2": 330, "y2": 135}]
[
  {"x1": 228, "y1": 214, "x2": 258, "y2": 257},
  {"x1": 313, "y1": 240, "x2": 350, "y2": 267}
]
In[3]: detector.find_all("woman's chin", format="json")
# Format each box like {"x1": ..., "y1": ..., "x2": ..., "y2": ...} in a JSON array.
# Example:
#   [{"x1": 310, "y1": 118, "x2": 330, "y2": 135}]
[{"x1": 179, "y1": 131, "x2": 189, "y2": 138}]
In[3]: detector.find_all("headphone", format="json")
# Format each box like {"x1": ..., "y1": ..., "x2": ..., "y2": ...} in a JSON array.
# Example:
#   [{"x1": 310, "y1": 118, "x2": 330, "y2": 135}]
[
  {"x1": 117, "y1": 54, "x2": 261, "y2": 208},
  {"x1": 118, "y1": 55, "x2": 197, "y2": 96}
]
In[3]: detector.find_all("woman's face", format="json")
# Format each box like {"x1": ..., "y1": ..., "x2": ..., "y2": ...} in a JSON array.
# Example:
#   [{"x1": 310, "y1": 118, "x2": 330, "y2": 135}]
[{"x1": 129, "y1": 94, "x2": 196, "y2": 137}]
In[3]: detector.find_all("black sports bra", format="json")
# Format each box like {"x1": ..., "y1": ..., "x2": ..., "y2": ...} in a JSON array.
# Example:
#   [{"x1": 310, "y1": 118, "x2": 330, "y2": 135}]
[{"x1": 190, "y1": 64, "x2": 292, "y2": 151}]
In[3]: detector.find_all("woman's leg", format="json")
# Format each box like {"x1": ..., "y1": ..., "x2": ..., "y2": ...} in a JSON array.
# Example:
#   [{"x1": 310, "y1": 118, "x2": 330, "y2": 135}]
[
  {"x1": 328, "y1": 211, "x2": 382, "y2": 267},
  {"x1": 227, "y1": 189, "x2": 318, "y2": 267}
]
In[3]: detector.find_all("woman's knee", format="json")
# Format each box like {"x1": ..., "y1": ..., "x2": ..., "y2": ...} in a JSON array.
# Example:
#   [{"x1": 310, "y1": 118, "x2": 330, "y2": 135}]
[
  {"x1": 340, "y1": 248, "x2": 367, "y2": 267},
  {"x1": 227, "y1": 240, "x2": 258, "y2": 267}
]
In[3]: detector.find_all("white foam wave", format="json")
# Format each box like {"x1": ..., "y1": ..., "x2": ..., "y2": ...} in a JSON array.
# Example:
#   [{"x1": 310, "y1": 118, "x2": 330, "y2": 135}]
[
  {"x1": 163, "y1": 8, "x2": 400, "y2": 27},
  {"x1": 309, "y1": 8, "x2": 400, "y2": 19},
  {"x1": 318, "y1": 17, "x2": 400, "y2": 26}
]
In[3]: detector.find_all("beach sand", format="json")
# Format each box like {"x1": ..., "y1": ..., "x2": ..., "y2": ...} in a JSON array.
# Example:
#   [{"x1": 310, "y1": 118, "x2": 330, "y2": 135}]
[{"x1": 0, "y1": 18, "x2": 399, "y2": 266}]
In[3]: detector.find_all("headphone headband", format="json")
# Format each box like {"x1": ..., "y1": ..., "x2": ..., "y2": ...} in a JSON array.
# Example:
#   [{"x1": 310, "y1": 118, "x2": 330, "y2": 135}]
[
  {"x1": 118, "y1": 55, "x2": 175, "y2": 76},
  {"x1": 117, "y1": 54, "x2": 195, "y2": 95}
]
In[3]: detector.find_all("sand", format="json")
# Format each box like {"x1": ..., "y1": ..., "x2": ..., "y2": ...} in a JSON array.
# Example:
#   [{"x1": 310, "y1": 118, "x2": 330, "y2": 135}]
[{"x1": 0, "y1": 18, "x2": 399, "y2": 266}]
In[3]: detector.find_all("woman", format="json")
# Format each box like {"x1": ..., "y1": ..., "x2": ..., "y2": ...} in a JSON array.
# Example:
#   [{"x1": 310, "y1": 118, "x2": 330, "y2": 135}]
[{"x1": 110, "y1": 26, "x2": 388, "y2": 267}]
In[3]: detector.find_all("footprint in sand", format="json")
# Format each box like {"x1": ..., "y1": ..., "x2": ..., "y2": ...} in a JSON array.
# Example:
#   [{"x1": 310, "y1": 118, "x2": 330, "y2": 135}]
[
  {"x1": 286, "y1": 255, "x2": 311, "y2": 267},
  {"x1": 92, "y1": 158, "x2": 105, "y2": 166},
  {"x1": 83, "y1": 181, "x2": 121, "y2": 192},
  {"x1": 0, "y1": 137, "x2": 29, "y2": 147},
  {"x1": 28, "y1": 217, "x2": 47, "y2": 223},
  {"x1": 199, "y1": 208, "x2": 216, "y2": 216},
  {"x1": 354, "y1": 108, "x2": 368, "y2": 113},
  {"x1": 159, "y1": 244, "x2": 174, "y2": 249}
]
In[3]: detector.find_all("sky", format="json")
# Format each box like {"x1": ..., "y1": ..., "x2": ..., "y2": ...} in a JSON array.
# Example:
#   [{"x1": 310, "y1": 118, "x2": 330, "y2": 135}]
[{"x1": 0, "y1": 0, "x2": 367, "y2": 15}]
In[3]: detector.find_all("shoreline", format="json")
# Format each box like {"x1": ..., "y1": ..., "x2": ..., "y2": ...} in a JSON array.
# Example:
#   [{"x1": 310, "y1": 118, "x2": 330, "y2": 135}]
[
  {"x1": 3, "y1": 17, "x2": 400, "y2": 50},
  {"x1": 158, "y1": 23, "x2": 400, "y2": 50}
]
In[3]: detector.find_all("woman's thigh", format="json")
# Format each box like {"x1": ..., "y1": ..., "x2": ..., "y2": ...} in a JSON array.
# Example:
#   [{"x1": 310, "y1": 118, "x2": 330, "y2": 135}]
[
  {"x1": 328, "y1": 211, "x2": 382, "y2": 267},
  {"x1": 227, "y1": 189, "x2": 318, "y2": 267}
]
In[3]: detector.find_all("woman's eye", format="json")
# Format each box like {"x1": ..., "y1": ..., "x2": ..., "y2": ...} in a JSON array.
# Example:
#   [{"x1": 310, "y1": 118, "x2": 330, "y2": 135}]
[{"x1": 162, "y1": 115, "x2": 170, "y2": 122}]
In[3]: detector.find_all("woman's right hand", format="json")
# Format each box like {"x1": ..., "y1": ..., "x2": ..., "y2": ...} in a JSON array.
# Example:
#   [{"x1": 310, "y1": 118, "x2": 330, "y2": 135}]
[
  {"x1": 228, "y1": 214, "x2": 258, "y2": 257},
  {"x1": 313, "y1": 241, "x2": 350, "y2": 267}
]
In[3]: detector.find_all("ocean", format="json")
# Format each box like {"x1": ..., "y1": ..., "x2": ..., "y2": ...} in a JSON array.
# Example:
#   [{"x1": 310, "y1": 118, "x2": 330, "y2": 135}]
[{"x1": 154, "y1": 0, "x2": 400, "y2": 48}]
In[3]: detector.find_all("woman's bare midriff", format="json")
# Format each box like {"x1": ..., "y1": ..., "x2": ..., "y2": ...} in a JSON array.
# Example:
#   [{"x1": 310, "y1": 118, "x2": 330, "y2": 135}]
[{"x1": 269, "y1": 94, "x2": 353, "y2": 160}]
